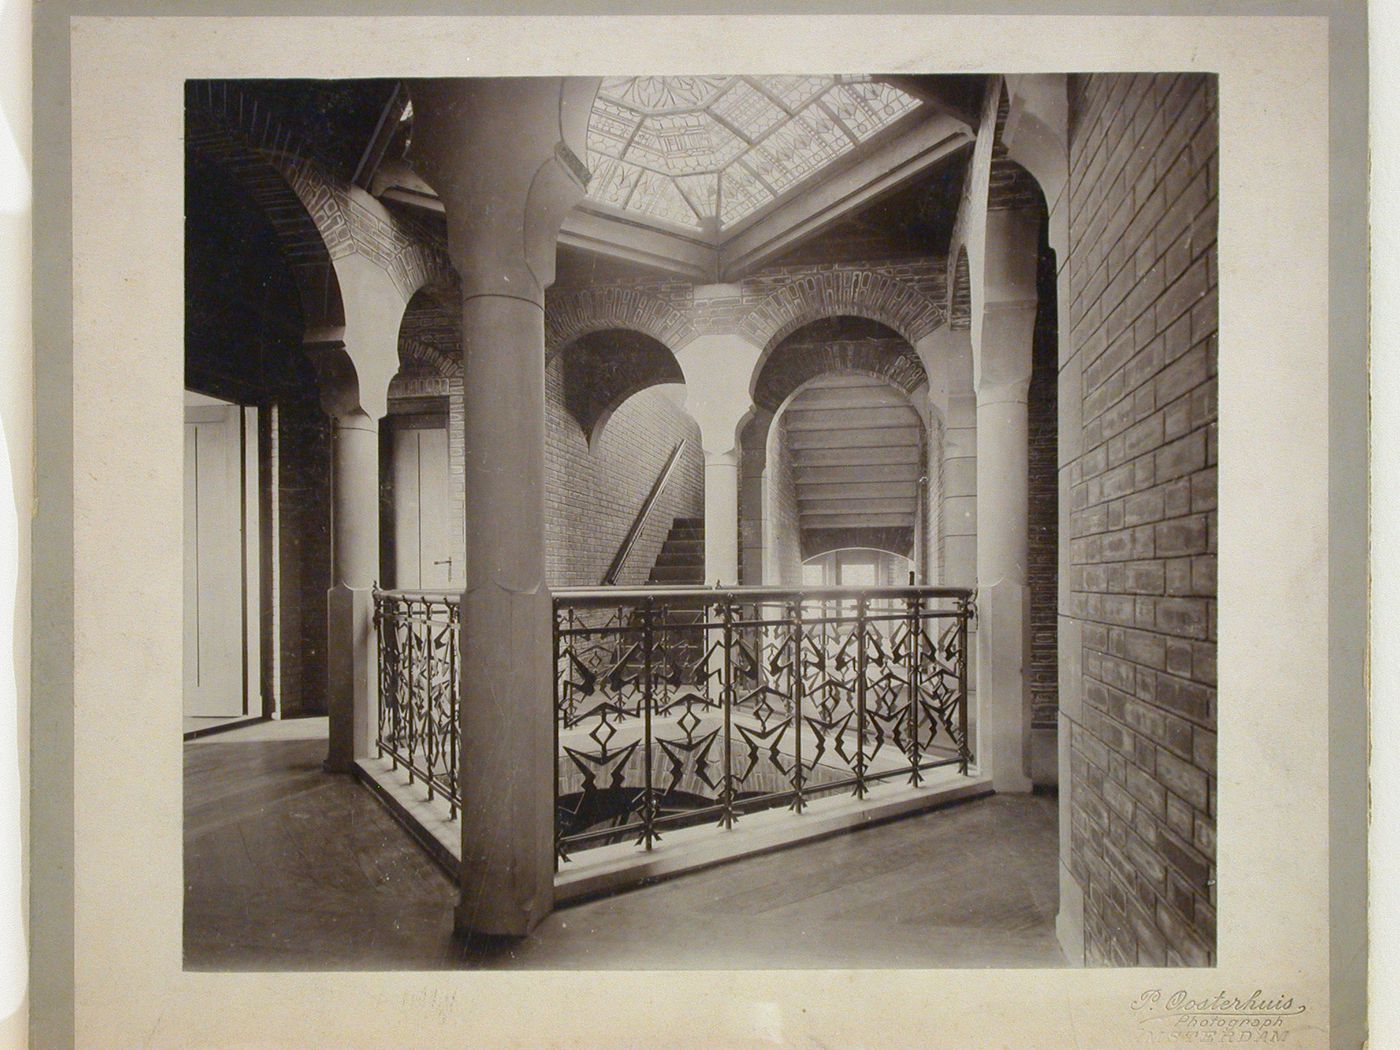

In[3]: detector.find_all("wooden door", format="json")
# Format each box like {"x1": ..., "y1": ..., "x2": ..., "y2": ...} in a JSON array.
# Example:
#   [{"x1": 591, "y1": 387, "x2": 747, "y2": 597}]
[
  {"x1": 390, "y1": 422, "x2": 455, "y2": 590},
  {"x1": 183, "y1": 404, "x2": 247, "y2": 717}
]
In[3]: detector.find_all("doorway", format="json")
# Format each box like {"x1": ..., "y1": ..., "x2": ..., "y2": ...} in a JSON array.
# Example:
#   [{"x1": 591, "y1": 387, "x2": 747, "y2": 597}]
[
  {"x1": 387, "y1": 411, "x2": 456, "y2": 590},
  {"x1": 183, "y1": 391, "x2": 261, "y2": 730}
]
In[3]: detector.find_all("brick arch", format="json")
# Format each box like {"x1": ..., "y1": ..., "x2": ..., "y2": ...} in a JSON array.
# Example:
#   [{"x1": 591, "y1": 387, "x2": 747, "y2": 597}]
[
  {"x1": 753, "y1": 338, "x2": 928, "y2": 414},
  {"x1": 739, "y1": 270, "x2": 946, "y2": 355},
  {"x1": 545, "y1": 287, "x2": 694, "y2": 359},
  {"x1": 396, "y1": 281, "x2": 461, "y2": 379},
  {"x1": 186, "y1": 81, "x2": 452, "y2": 311},
  {"x1": 949, "y1": 247, "x2": 972, "y2": 331},
  {"x1": 186, "y1": 97, "x2": 346, "y2": 333},
  {"x1": 558, "y1": 328, "x2": 687, "y2": 444}
]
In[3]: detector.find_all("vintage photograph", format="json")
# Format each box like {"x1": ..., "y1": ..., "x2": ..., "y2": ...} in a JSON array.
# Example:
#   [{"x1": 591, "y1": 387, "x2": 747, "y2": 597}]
[{"x1": 181, "y1": 72, "x2": 1218, "y2": 971}]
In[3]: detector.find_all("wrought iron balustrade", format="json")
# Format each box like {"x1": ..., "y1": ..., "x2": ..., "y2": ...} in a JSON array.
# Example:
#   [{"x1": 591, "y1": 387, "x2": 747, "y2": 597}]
[
  {"x1": 553, "y1": 585, "x2": 974, "y2": 864},
  {"x1": 374, "y1": 589, "x2": 461, "y2": 819}
]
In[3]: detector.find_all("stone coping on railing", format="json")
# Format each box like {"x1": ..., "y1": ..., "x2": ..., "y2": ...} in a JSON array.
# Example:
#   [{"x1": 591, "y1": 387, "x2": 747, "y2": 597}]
[{"x1": 356, "y1": 753, "x2": 992, "y2": 903}]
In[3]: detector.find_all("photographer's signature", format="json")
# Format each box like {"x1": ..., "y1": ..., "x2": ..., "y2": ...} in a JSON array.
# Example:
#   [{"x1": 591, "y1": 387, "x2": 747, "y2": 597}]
[{"x1": 1129, "y1": 990, "x2": 1307, "y2": 1043}]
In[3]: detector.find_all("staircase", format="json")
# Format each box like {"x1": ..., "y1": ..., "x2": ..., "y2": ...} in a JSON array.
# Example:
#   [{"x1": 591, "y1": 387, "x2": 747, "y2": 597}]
[{"x1": 646, "y1": 516, "x2": 705, "y2": 586}]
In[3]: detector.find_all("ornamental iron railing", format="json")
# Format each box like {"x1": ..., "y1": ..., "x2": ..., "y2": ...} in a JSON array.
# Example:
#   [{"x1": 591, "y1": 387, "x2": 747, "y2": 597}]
[
  {"x1": 373, "y1": 584, "x2": 975, "y2": 868},
  {"x1": 553, "y1": 585, "x2": 974, "y2": 865},
  {"x1": 374, "y1": 589, "x2": 460, "y2": 820}
]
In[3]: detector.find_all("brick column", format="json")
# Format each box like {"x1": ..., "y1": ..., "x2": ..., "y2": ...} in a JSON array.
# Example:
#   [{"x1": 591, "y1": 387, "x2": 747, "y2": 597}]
[{"x1": 408, "y1": 76, "x2": 597, "y2": 937}]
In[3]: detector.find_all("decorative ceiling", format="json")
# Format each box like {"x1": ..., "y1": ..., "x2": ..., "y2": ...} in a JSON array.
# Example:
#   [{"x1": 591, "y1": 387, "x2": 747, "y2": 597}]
[{"x1": 585, "y1": 76, "x2": 923, "y2": 232}]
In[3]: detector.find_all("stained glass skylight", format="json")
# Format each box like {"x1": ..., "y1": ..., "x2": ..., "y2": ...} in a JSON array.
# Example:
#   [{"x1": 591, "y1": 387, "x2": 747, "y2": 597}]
[{"x1": 585, "y1": 76, "x2": 922, "y2": 232}]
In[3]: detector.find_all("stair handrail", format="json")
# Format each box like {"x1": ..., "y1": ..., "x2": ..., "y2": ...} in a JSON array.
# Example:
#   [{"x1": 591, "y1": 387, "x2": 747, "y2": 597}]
[{"x1": 601, "y1": 439, "x2": 688, "y2": 586}]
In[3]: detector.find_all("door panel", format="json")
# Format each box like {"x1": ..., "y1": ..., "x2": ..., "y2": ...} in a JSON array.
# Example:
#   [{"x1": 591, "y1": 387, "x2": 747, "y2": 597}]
[
  {"x1": 184, "y1": 404, "x2": 247, "y2": 717},
  {"x1": 391, "y1": 423, "x2": 454, "y2": 589}
]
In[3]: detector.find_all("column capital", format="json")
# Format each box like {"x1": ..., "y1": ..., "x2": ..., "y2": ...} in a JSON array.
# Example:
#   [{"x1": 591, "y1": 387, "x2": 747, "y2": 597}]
[
  {"x1": 674, "y1": 332, "x2": 765, "y2": 455},
  {"x1": 973, "y1": 297, "x2": 1039, "y2": 402},
  {"x1": 304, "y1": 338, "x2": 385, "y2": 421},
  {"x1": 406, "y1": 78, "x2": 600, "y2": 303}
]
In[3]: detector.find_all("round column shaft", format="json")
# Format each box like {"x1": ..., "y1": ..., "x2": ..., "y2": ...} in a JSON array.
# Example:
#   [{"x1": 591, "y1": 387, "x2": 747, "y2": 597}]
[
  {"x1": 704, "y1": 449, "x2": 740, "y2": 586},
  {"x1": 325, "y1": 409, "x2": 380, "y2": 773},
  {"x1": 454, "y1": 294, "x2": 555, "y2": 937}
]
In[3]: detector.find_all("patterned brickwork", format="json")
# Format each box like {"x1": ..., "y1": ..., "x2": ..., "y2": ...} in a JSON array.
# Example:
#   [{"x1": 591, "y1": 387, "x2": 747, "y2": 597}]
[
  {"x1": 949, "y1": 249, "x2": 972, "y2": 331},
  {"x1": 738, "y1": 265, "x2": 945, "y2": 350},
  {"x1": 547, "y1": 257, "x2": 947, "y2": 355},
  {"x1": 990, "y1": 88, "x2": 1047, "y2": 213},
  {"x1": 1064, "y1": 73, "x2": 1218, "y2": 967},
  {"x1": 546, "y1": 286, "x2": 696, "y2": 357},
  {"x1": 188, "y1": 81, "x2": 452, "y2": 307},
  {"x1": 753, "y1": 336, "x2": 925, "y2": 413}
]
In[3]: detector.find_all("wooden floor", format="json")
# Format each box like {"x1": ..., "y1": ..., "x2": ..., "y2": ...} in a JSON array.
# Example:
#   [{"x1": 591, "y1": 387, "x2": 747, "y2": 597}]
[{"x1": 185, "y1": 718, "x2": 1065, "y2": 970}]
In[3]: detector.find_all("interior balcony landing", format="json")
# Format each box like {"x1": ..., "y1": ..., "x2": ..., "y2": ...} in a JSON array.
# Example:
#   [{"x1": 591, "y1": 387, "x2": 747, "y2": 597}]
[{"x1": 184, "y1": 717, "x2": 1064, "y2": 970}]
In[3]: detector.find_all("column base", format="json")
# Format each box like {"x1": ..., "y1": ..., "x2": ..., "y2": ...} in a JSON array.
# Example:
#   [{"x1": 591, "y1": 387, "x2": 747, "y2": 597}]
[
  {"x1": 323, "y1": 584, "x2": 376, "y2": 774},
  {"x1": 1056, "y1": 861, "x2": 1086, "y2": 965},
  {"x1": 976, "y1": 578, "x2": 1035, "y2": 793},
  {"x1": 454, "y1": 584, "x2": 555, "y2": 939}
]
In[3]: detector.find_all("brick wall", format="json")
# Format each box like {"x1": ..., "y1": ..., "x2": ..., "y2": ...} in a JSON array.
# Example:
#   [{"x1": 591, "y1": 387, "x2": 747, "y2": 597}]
[
  {"x1": 545, "y1": 360, "x2": 703, "y2": 587},
  {"x1": 1028, "y1": 224, "x2": 1060, "y2": 776},
  {"x1": 275, "y1": 393, "x2": 331, "y2": 717},
  {"x1": 1063, "y1": 73, "x2": 1218, "y2": 967}
]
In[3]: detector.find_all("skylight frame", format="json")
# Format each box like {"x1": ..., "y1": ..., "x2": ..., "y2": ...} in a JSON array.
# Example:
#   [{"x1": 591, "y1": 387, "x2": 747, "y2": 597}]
[{"x1": 583, "y1": 74, "x2": 925, "y2": 236}]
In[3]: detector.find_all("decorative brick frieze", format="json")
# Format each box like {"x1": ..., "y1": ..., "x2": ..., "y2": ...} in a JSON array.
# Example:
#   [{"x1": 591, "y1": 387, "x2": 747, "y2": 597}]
[
  {"x1": 545, "y1": 286, "x2": 696, "y2": 357},
  {"x1": 547, "y1": 258, "x2": 948, "y2": 356},
  {"x1": 752, "y1": 336, "x2": 926, "y2": 413},
  {"x1": 187, "y1": 81, "x2": 452, "y2": 309},
  {"x1": 949, "y1": 248, "x2": 973, "y2": 331},
  {"x1": 739, "y1": 266, "x2": 946, "y2": 350}
]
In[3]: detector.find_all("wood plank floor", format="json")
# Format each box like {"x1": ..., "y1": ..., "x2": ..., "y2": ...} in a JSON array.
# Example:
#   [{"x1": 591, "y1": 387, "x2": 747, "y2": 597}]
[{"x1": 185, "y1": 718, "x2": 1065, "y2": 970}]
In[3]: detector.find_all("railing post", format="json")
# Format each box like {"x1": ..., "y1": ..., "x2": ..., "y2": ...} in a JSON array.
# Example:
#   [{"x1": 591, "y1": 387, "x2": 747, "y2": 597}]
[
  {"x1": 958, "y1": 595, "x2": 972, "y2": 775},
  {"x1": 552, "y1": 598, "x2": 562, "y2": 867},
  {"x1": 791, "y1": 597, "x2": 806, "y2": 813},
  {"x1": 721, "y1": 594, "x2": 736, "y2": 829},
  {"x1": 373, "y1": 592, "x2": 387, "y2": 760},
  {"x1": 402, "y1": 600, "x2": 415, "y2": 778},
  {"x1": 641, "y1": 597, "x2": 656, "y2": 851},
  {"x1": 855, "y1": 595, "x2": 869, "y2": 799},
  {"x1": 907, "y1": 593, "x2": 923, "y2": 787},
  {"x1": 448, "y1": 598, "x2": 460, "y2": 820}
]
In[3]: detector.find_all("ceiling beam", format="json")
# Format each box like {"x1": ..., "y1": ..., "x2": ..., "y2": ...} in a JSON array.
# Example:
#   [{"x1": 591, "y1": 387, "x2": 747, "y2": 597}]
[
  {"x1": 875, "y1": 75, "x2": 983, "y2": 129},
  {"x1": 787, "y1": 426, "x2": 923, "y2": 450},
  {"x1": 717, "y1": 111, "x2": 972, "y2": 280},
  {"x1": 792, "y1": 447, "x2": 922, "y2": 468},
  {"x1": 783, "y1": 405, "x2": 923, "y2": 430},
  {"x1": 795, "y1": 467, "x2": 922, "y2": 488},
  {"x1": 800, "y1": 501, "x2": 918, "y2": 518},
  {"x1": 556, "y1": 207, "x2": 718, "y2": 282},
  {"x1": 801, "y1": 512, "x2": 915, "y2": 529}
]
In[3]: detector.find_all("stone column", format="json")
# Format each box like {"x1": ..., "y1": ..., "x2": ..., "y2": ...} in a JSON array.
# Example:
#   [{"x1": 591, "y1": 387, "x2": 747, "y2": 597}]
[
  {"x1": 975, "y1": 300, "x2": 1038, "y2": 794},
  {"x1": 674, "y1": 333, "x2": 764, "y2": 589},
  {"x1": 916, "y1": 328, "x2": 978, "y2": 589},
  {"x1": 703, "y1": 449, "x2": 741, "y2": 585},
  {"x1": 306, "y1": 340, "x2": 387, "y2": 775},
  {"x1": 408, "y1": 76, "x2": 597, "y2": 937},
  {"x1": 326, "y1": 408, "x2": 381, "y2": 770}
]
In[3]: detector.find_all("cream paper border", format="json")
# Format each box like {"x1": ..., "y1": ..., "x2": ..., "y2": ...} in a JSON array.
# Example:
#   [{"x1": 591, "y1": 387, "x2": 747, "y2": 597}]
[{"x1": 69, "y1": 15, "x2": 1329, "y2": 1049}]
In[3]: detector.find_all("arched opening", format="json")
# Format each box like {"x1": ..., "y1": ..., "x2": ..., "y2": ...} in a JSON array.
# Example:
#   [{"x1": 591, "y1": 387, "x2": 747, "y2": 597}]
[
  {"x1": 545, "y1": 328, "x2": 702, "y2": 587},
  {"x1": 743, "y1": 316, "x2": 931, "y2": 587},
  {"x1": 382, "y1": 281, "x2": 462, "y2": 591},
  {"x1": 184, "y1": 146, "x2": 331, "y2": 731}
]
